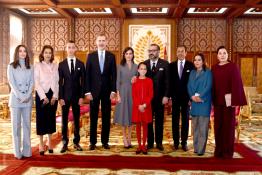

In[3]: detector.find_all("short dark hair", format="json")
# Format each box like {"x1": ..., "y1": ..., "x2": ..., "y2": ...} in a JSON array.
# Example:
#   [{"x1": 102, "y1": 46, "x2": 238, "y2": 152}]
[
  {"x1": 68, "y1": 40, "x2": 75, "y2": 44},
  {"x1": 177, "y1": 45, "x2": 187, "y2": 52},
  {"x1": 39, "y1": 45, "x2": 54, "y2": 63},
  {"x1": 194, "y1": 53, "x2": 206, "y2": 71},
  {"x1": 217, "y1": 46, "x2": 227, "y2": 54},
  {"x1": 120, "y1": 47, "x2": 135, "y2": 66},
  {"x1": 150, "y1": 43, "x2": 160, "y2": 51}
]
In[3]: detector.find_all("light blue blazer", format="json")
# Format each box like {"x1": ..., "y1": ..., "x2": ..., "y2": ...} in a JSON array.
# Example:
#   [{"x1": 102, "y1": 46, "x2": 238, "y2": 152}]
[
  {"x1": 187, "y1": 68, "x2": 212, "y2": 117},
  {"x1": 7, "y1": 64, "x2": 34, "y2": 108}
]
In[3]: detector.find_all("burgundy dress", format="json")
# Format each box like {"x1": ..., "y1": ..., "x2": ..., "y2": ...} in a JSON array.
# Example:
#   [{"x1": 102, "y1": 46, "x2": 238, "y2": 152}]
[
  {"x1": 132, "y1": 78, "x2": 153, "y2": 124},
  {"x1": 212, "y1": 62, "x2": 247, "y2": 158}
]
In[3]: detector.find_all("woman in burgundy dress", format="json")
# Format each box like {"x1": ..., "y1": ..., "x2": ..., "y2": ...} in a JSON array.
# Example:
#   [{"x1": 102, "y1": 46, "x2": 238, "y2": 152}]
[
  {"x1": 212, "y1": 46, "x2": 247, "y2": 159},
  {"x1": 132, "y1": 62, "x2": 153, "y2": 154}
]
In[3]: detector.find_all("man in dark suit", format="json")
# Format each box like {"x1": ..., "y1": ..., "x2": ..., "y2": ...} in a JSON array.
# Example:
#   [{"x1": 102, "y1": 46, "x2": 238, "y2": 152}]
[
  {"x1": 85, "y1": 34, "x2": 117, "y2": 150},
  {"x1": 144, "y1": 44, "x2": 169, "y2": 151},
  {"x1": 169, "y1": 45, "x2": 194, "y2": 151},
  {"x1": 58, "y1": 40, "x2": 85, "y2": 153}
]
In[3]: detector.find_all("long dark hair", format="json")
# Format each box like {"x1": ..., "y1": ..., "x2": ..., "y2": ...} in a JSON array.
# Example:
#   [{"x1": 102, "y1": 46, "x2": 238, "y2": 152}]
[
  {"x1": 39, "y1": 45, "x2": 54, "y2": 63},
  {"x1": 11, "y1": 45, "x2": 30, "y2": 69},
  {"x1": 120, "y1": 47, "x2": 135, "y2": 66},
  {"x1": 193, "y1": 53, "x2": 206, "y2": 71}
]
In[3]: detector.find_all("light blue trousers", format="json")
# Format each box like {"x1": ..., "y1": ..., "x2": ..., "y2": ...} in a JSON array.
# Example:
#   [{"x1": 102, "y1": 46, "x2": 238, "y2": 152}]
[
  {"x1": 192, "y1": 116, "x2": 210, "y2": 155},
  {"x1": 10, "y1": 107, "x2": 32, "y2": 159}
]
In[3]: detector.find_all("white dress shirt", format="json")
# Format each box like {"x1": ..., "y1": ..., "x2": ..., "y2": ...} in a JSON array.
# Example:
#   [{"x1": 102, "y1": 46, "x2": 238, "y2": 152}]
[
  {"x1": 177, "y1": 58, "x2": 185, "y2": 74},
  {"x1": 98, "y1": 50, "x2": 105, "y2": 62},
  {"x1": 67, "y1": 57, "x2": 76, "y2": 73},
  {"x1": 34, "y1": 61, "x2": 59, "y2": 100},
  {"x1": 150, "y1": 58, "x2": 159, "y2": 69}
]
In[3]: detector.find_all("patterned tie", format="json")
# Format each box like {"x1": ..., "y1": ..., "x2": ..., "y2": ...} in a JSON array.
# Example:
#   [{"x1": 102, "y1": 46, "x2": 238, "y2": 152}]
[
  {"x1": 99, "y1": 52, "x2": 104, "y2": 73},
  {"x1": 179, "y1": 60, "x2": 183, "y2": 79},
  {"x1": 70, "y1": 59, "x2": 74, "y2": 75}
]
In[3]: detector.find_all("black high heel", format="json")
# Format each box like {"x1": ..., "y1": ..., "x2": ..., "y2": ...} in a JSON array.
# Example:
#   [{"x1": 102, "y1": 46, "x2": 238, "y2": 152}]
[{"x1": 48, "y1": 149, "x2": 54, "y2": 153}]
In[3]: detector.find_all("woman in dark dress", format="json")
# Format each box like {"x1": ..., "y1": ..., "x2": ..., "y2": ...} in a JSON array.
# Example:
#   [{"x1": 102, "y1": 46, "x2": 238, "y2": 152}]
[
  {"x1": 212, "y1": 46, "x2": 247, "y2": 159},
  {"x1": 34, "y1": 45, "x2": 59, "y2": 155}
]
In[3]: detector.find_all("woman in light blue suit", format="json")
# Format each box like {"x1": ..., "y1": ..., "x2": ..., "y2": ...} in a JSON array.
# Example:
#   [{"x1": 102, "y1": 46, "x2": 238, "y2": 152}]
[
  {"x1": 7, "y1": 45, "x2": 34, "y2": 159},
  {"x1": 187, "y1": 53, "x2": 212, "y2": 156}
]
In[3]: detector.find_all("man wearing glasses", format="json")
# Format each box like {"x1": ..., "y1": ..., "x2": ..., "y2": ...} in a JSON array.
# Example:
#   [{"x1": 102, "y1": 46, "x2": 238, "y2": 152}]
[{"x1": 143, "y1": 43, "x2": 170, "y2": 151}]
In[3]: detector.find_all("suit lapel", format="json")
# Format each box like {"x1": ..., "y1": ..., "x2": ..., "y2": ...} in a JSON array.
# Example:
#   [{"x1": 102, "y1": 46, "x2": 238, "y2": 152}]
[
  {"x1": 64, "y1": 59, "x2": 71, "y2": 77},
  {"x1": 103, "y1": 51, "x2": 110, "y2": 73},
  {"x1": 94, "y1": 51, "x2": 101, "y2": 73},
  {"x1": 156, "y1": 59, "x2": 162, "y2": 70}
]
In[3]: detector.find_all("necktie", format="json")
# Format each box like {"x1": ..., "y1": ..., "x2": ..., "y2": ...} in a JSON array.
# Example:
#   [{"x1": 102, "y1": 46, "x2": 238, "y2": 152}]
[
  {"x1": 70, "y1": 59, "x2": 74, "y2": 75},
  {"x1": 99, "y1": 52, "x2": 104, "y2": 73},
  {"x1": 152, "y1": 62, "x2": 156, "y2": 73},
  {"x1": 179, "y1": 60, "x2": 183, "y2": 79}
]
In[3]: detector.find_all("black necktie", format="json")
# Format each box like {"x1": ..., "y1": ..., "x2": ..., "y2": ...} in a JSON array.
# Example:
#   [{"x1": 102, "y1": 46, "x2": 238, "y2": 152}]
[
  {"x1": 70, "y1": 59, "x2": 74, "y2": 75},
  {"x1": 152, "y1": 62, "x2": 156, "y2": 73}
]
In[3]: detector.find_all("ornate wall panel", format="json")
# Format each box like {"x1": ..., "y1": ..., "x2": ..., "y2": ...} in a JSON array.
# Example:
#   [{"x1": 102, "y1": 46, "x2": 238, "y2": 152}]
[
  {"x1": 75, "y1": 18, "x2": 90, "y2": 51},
  {"x1": 257, "y1": 58, "x2": 262, "y2": 89},
  {"x1": 234, "y1": 19, "x2": 262, "y2": 52},
  {"x1": 178, "y1": 18, "x2": 226, "y2": 52},
  {"x1": 0, "y1": 8, "x2": 10, "y2": 92},
  {"x1": 129, "y1": 25, "x2": 171, "y2": 63},
  {"x1": 104, "y1": 19, "x2": 120, "y2": 51},
  {"x1": 75, "y1": 18, "x2": 120, "y2": 52},
  {"x1": 54, "y1": 19, "x2": 68, "y2": 51},
  {"x1": 211, "y1": 19, "x2": 227, "y2": 51},
  {"x1": 178, "y1": 19, "x2": 195, "y2": 51},
  {"x1": 240, "y1": 58, "x2": 253, "y2": 86},
  {"x1": 29, "y1": 18, "x2": 69, "y2": 57}
]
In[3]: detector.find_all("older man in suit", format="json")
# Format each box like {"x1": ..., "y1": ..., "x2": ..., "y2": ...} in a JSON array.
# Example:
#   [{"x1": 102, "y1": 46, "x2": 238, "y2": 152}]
[
  {"x1": 169, "y1": 45, "x2": 194, "y2": 151},
  {"x1": 85, "y1": 34, "x2": 117, "y2": 150},
  {"x1": 144, "y1": 43, "x2": 170, "y2": 151},
  {"x1": 58, "y1": 41, "x2": 85, "y2": 153}
]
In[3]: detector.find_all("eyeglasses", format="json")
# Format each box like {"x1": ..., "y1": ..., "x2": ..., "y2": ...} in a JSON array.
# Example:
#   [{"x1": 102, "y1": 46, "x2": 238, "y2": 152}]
[{"x1": 148, "y1": 49, "x2": 159, "y2": 52}]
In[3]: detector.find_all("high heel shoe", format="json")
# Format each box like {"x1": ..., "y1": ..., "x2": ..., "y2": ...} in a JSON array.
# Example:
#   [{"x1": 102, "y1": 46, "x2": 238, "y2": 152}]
[{"x1": 48, "y1": 149, "x2": 54, "y2": 153}]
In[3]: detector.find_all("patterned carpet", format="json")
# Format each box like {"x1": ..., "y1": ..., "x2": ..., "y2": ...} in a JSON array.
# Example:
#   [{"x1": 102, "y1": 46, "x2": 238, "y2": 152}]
[{"x1": 0, "y1": 111, "x2": 261, "y2": 175}]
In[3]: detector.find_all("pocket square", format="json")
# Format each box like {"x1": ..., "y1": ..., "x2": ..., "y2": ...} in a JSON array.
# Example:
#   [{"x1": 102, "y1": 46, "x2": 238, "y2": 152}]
[
  {"x1": 77, "y1": 68, "x2": 81, "y2": 70},
  {"x1": 186, "y1": 70, "x2": 190, "y2": 72},
  {"x1": 159, "y1": 68, "x2": 164, "y2": 71}
]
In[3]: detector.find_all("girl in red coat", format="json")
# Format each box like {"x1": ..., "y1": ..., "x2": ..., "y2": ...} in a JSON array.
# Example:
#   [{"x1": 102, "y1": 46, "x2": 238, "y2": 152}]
[{"x1": 132, "y1": 62, "x2": 153, "y2": 154}]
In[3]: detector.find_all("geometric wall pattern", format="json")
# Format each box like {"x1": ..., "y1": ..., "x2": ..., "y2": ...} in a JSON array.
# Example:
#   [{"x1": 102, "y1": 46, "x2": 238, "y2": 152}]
[
  {"x1": 29, "y1": 18, "x2": 69, "y2": 53},
  {"x1": 75, "y1": 18, "x2": 121, "y2": 52},
  {"x1": 233, "y1": 19, "x2": 262, "y2": 52},
  {"x1": 178, "y1": 18, "x2": 226, "y2": 52}
]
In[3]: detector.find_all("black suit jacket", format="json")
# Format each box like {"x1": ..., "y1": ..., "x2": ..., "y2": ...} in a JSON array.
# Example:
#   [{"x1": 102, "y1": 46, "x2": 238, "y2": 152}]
[
  {"x1": 58, "y1": 58, "x2": 85, "y2": 102},
  {"x1": 85, "y1": 51, "x2": 117, "y2": 99},
  {"x1": 144, "y1": 58, "x2": 170, "y2": 100},
  {"x1": 169, "y1": 60, "x2": 194, "y2": 102}
]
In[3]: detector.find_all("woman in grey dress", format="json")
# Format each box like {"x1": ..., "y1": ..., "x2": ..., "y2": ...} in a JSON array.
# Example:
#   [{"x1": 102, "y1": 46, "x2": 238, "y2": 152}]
[{"x1": 114, "y1": 47, "x2": 137, "y2": 148}]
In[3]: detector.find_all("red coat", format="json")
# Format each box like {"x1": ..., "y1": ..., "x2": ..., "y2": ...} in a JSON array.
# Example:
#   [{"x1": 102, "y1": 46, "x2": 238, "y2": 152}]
[
  {"x1": 212, "y1": 62, "x2": 247, "y2": 107},
  {"x1": 132, "y1": 77, "x2": 153, "y2": 123}
]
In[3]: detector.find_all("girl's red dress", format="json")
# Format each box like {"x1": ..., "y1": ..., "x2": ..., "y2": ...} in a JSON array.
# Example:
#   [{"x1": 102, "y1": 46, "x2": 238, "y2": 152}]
[{"x1": 132, "y1": 77, "x2": 153, "y2": 123}]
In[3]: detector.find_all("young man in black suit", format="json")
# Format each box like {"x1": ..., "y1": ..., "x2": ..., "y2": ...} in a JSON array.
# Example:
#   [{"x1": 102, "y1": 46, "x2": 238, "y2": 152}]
[
  {"x1": 144, "y1": 44, "x2": 170, "y2": 151},
  {"x1": 169, "y1": 45, "x2": 194, "y2": 151},
  {"x1": 58, "y1": 41, "x2": 85, "y2": 153},
  {"x1": 85, "y1": 34, "x2": 117, "y2": 150}
]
